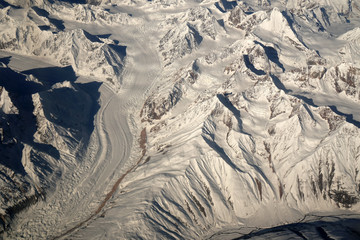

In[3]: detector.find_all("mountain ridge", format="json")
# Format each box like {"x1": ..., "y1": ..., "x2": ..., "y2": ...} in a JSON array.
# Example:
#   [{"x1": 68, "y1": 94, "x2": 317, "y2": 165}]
[{"x1": 0, "y1": 0, "x2": 360, "y2": 239}]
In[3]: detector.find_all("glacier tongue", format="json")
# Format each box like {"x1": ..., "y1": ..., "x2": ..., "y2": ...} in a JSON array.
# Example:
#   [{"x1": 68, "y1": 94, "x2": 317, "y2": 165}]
[{"x1": 1, "y1": 0, "x2": 360, "y2": 239}]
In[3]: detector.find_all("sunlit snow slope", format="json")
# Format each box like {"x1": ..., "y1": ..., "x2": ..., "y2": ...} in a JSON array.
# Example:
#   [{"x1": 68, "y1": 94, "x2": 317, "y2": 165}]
[{"x1": 0, "y1": 0, "x2": 360, "y2": 239}]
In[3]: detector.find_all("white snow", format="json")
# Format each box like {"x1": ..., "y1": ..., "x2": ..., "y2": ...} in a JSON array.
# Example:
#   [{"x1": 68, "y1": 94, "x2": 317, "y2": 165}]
[{"x1": 1, "y1": 0, "x2": 360, "y2": 239}]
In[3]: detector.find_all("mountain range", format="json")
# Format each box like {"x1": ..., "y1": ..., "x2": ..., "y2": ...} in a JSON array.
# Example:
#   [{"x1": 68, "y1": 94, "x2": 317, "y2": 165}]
[{"x1": 0, "y1": 0, "x2": 360, "y2": 239}]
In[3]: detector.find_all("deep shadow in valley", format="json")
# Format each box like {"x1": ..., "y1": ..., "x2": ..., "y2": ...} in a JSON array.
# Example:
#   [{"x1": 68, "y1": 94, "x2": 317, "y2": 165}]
[
  {"x1": 31, "y1": 6, "x2": 65, "y2": 31},
  {"x1": 270, "y1": 74, "x2": 360, "y2": 129},
  {"x1": 0, "y1": 57, "x2": 101, "y2": 230},
  {"x1": 0, "y1": 57, "x2": 101, "y2": 233},
  {"x1": 233, "y1": 217, "x2": 360, "y2": 240},
  {"x1": 0, "y1": 60, "x2": 102, "y2": 172}
]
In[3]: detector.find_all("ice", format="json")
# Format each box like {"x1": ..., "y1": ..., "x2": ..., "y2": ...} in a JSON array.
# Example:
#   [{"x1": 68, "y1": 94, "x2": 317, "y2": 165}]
[{"x1": 1, "y1": 0, "x2": 360, "y2": 239}]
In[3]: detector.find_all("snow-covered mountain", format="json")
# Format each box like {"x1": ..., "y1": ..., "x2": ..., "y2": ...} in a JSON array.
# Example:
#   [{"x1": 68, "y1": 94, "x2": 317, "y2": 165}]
[
  {"x1": 0, "y1": 5, "x2": 126, "y2": 89},
  {"x1": 0, "y1": 0, "x2": 360, "y2": 239},
  {"x1": 0, "y1": 58, "x2": 101, "y2": 233}
]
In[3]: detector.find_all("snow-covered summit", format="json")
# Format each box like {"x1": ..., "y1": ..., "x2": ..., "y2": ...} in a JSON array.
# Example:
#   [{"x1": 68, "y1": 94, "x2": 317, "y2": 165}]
[
  {"x1": 0, "y1": 5, "x2": 126, "y2": 89},
  {"x1": 1, "y1": 0, "x2": 360, "y2": 239},
  {"x1": 159, "y1": 6, "x2": 224, "y2": 66}
]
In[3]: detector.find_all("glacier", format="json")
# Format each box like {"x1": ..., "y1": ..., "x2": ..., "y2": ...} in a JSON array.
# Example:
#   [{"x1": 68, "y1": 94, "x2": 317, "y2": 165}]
[{"x1": 0, "y1": 0, "x2": 360, "y2": 239}]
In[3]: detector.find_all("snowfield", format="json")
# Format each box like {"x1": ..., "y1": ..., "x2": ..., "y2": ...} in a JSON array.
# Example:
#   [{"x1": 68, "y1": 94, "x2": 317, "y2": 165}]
[{"x1": 1, "y1": 0, "x2": 360, "y2": 239}]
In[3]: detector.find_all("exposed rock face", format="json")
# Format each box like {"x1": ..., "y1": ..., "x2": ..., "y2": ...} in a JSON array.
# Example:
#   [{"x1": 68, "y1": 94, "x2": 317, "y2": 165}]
[
  {"x1": 141, "y1": 62, "x2": 199, "y2": 122},
  {"x1": 1, "y1": 0, "x2": 360, "y2": 239},
  {"x1": 133, "y1": 2, "x2": 360, "y2": 238},
  {"x1": 159, "y1": 7, "x2": 223, "y2": 66},
  {"x1": 0, "y1": 61, "x2": 100, "y2": 232},
  {"x1": 0, "y1": 7, "x2": 126, "y2": 90}
]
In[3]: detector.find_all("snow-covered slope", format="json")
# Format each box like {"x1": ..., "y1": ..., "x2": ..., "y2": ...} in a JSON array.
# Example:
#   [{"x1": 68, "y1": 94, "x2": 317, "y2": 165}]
[
  {"x1": 159, "y1": 6, "x2": 224, "y2": 66},
  {"x1": 0, "y1": 57, "x2": 101, "y2": 233},
  {"x1": 1, "y1": 0, "x2": 360, "y2": 239},
  {"x1": 0, "y1": 5, "x2": 126, "y2": 90}
]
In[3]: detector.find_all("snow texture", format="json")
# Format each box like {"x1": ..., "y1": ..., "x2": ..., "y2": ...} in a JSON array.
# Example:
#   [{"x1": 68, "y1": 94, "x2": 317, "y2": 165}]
[{"x1": 0, "y1": 0, "x2": 360, "y2": 239}]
